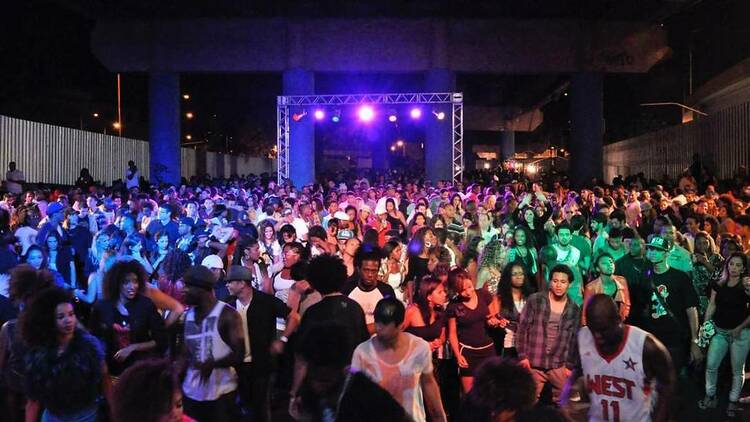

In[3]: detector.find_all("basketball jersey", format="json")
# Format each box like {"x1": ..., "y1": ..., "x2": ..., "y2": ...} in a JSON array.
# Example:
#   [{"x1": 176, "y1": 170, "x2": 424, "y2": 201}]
[
  {"x1": 579, "y1": 325, "x2": 653, "y2": 422},
  {"x1": 182, "y1": 301, "x2": 238, "y2": 401}
]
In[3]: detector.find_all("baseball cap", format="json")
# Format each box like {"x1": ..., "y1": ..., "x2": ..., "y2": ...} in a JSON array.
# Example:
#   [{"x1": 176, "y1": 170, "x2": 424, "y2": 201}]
[
  {"x1": 201, "y1": 254, "x2": 224, "y2": 269},
  {"x1": 337, "y1": 229, "x2": 354, "y2": 240},
  {"x1": 47, "y1": 202, "x2": 64, "y2": 216},
  {"x1": 333, "y1": 211, "x2": 350, "y2": 221},
  {"x1": 183, "y1": 266, "x2": 216, "y2": 289},
  {"x1": 647, "y1": 236, "x2": 673, "y2": 251},
  {"x1": 226, "y1": 265, "x2": 253, "y2": 283}
]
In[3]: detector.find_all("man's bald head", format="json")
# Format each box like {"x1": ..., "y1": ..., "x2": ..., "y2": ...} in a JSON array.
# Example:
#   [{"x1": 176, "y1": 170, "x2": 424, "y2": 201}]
[
  {"x1": 585, "y1": 294, "x2": 624, "y2": 352},
  {"x1": 586, "y1": 294, "x2": 620, "y2": 325}
]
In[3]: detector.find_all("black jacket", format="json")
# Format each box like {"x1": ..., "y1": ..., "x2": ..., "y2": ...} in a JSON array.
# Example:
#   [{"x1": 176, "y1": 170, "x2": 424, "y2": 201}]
[
  {"x1": 89, "y1": 294, "x2": 167, "y2": 375},
  {"x1": 223, "y1": 289, "x2": 290, "y2": 371}
]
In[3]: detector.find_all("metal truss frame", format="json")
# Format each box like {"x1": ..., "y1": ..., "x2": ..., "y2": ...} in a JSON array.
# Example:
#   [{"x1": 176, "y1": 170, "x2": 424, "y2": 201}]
[{"x1": 277, "y1": 92, "x2": 464, "y2": 184}]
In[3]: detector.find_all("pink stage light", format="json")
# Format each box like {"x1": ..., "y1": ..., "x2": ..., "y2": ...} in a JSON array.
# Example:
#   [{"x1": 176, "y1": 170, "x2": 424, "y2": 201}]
[
  {"x1": 314, "y1": 110, "x2": 325, "y2": 120},
  {"x1": 388, "y1": 114, "x2": 397, "y2": 122},
  {"x1": 410, "y1": 108, "x2": 422, "y2": 119},
  {"x1": 358, "y1": 105, "x2": 375, "y2": 122}
]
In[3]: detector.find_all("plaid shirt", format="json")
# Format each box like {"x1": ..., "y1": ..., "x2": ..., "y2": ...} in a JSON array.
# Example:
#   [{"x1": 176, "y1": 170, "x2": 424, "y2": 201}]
[{"x1": 516, "y1": 291, "x2": 581, "y2": 370}]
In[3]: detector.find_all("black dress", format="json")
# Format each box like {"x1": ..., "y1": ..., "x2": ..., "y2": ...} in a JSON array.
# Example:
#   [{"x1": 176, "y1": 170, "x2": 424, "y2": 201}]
[{"x1": 447, "y1": 289, "x2": 496, "y2": 376}]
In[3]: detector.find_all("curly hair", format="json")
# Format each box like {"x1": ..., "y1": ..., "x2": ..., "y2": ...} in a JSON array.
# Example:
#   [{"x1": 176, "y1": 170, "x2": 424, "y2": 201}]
[
  {"x1": 112, "y1": 358, "x2": 182, "y2": 422},
  {"x1": 306, "y1": 253, "x2": 346, "y2": 295},
  {"x1": 20, "y1": 287, "x2": 75, "y2": 348},
  {"x1": 9, "y1": 265, "x2": 54, "y2": 303},
  {"x1": 103, "y1": 260, "x2": 148, "y2": 301},
  {"x1": 461, "y1": 357, "x2": 536, "y2": 421}
]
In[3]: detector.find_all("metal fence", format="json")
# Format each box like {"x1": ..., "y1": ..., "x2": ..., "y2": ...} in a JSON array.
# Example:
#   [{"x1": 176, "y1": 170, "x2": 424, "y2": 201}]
[
  {"x1": 0, "y1": 115, "x2": 150, "y2": 185},
  {"x1": 1, "y1": 115, "x2": 275, "y2": 186},
  {"x1": 603, "y1": 101, "x2": 750, "y2": 183}
]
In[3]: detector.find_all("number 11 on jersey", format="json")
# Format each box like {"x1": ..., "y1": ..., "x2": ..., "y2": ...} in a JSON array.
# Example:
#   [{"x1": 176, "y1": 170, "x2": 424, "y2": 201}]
[{"x1": 600, "y1": 399, "x2": 620, "y2": 422}]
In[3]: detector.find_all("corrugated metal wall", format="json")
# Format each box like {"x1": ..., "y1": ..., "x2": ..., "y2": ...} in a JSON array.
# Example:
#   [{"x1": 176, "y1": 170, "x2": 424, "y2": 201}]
[
  {"x1": 0, "y1": 115, "x2": 150, "y2": 185},
  {"x1": 1, "y1": 115, "x2": 275, "y2": 186},
  {"x1": 603, "y1": 101, "x2": 750, "y2": 183}
]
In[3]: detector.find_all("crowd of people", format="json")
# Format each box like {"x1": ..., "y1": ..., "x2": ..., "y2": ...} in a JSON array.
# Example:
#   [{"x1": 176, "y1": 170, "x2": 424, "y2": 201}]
[{"x1": 1, "y1": 160, "x2": 750, "y2": 421}]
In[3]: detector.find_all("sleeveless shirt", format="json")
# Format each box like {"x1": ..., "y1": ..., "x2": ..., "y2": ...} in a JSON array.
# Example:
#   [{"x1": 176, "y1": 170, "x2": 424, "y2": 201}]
[
  {"x1": 579, "y1": 325, "x2": 653, "y2": 422},
  {"x1": 182, "y1": 301, "x2": 238, "y2": 401}
]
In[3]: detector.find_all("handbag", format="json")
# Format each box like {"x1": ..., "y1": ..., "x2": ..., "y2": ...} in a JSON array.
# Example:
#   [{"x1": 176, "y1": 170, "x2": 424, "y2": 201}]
[{"x1": 695, "y1": 320, "x2": 716, "y2": 348}]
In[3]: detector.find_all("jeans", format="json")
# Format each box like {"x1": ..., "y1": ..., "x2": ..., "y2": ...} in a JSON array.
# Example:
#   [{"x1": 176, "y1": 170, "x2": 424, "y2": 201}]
[{"x1": 705, "y1": 327, "x2": 750, "y2": 402}]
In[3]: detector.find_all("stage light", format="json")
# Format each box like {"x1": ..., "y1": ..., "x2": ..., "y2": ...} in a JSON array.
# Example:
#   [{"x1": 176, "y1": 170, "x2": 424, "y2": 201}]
[
  {"x1": 183, "y1": 94, "x2": 190, "y2": 100},
  {"x1": 314, "y1": 110, "x2": 325, "y2": 120},
  {"x1": 390, "y1": 146, "x2": 396, "y2": 152},
  {"x1": 433, "y1": 110, "x2": 445, "y2": 120},
  {"x1": 112, "y1": 122, "x2": 121, "y2": 129},
  {"x1": 92, "y1": 113, "x2": 99, "y2": 118},
  {"x1": 483, "y1": 162, "x2": 491, "y2": 170},
  {"x1": 331, "y1": 110, "x2": 341, "y2": 123},
  {"x1": 410, "y1": 108, "x2": 422, "y2": 119},
  {"x1": 186, "y1": 134, "x2": 192, "y2": 140},
  {"x1": 358, "y1": 106, "x2": 375, "y2": 122},
  {"x1": 292, "y1": 111, "x2": 307, "y2": 122},
  {"x1": 396, "y1": 140, "x2": 404, "y2": 147},
  {"x1": 185, "y1": 112, "x2": 194, "y2": 119},
  {"x1": 388, "y1": 114, "x2": 397, "y2": 122},
  {"x1": 526, "y1": 164, "x2": 538, "y2": 174}
]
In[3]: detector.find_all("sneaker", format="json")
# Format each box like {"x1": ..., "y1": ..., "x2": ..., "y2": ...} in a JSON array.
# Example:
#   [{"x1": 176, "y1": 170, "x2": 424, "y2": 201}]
[
  {"x1": 726, "y1": 401, "x2": 742, "y2": 417},
  {"x1": 698, "y1": 395, "x2": 717, "y2": 410}
]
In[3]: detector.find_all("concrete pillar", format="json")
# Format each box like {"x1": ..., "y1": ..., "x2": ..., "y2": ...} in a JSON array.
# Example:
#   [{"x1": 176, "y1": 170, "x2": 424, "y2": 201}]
[
  {"x1": 569, "y1": 72, "x2": 604, "y2": 188},
  {"x1": 424, "y1": 69, "x2": 455, "y2": 183},
  {"x1": 148, "y1": 72, "x2": 181, "y2": 186},
  {"x1": 283, "y1": 68, "x2": 315, "y2": 187},
  {"x1": 501, "y1": 130, "x2": 515, "y2": 160}
]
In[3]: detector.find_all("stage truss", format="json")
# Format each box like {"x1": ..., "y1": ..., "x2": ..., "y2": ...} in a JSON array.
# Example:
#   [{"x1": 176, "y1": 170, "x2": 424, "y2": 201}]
[{"x1": 276, "y1": 92, "x2": 464, "y2": 185}]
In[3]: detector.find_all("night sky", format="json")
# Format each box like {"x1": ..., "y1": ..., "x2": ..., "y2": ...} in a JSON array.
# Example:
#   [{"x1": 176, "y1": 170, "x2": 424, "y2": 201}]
[{"x1": 2, "y1": 0, "x2": 749, "y2": 155}]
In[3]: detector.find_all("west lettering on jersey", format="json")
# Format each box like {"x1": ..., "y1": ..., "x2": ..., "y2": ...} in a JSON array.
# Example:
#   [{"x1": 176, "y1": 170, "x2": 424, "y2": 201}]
[{"x1": 586, "y1": 374, "x2": 636, "y2": 400}]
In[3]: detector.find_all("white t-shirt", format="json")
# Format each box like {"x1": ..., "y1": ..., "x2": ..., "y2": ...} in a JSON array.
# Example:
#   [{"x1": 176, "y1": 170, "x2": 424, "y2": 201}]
[
  {"x1": 348, "y1": 286, "x2": 387, "y2": 326},
  {"x1": 14, "y1": 226, "x2": 38, "y2": 255},
  {"x1": 125, "y1": 167, "x2": 140, "y2": 189},
  {"x1": 5, "y1": 169, "x2": 24, "y2": 194},
  {"x1": 352, "y1": 333, "x2": 433, "y2": 422}
]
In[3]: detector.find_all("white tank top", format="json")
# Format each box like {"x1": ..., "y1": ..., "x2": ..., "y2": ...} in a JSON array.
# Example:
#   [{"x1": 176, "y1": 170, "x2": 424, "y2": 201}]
[
  {"x1": 182, "y1": 301, "x2": 238, "y2": 401},
  {"x1": 579, "y1": 325, "x2": 654, "y2": 422}
]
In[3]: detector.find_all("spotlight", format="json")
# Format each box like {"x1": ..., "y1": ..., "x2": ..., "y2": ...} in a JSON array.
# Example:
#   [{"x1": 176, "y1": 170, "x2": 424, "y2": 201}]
[
  {"x1": 314, "y1": 109, "x2": 325, "y2": 120},
  {"x1": 185, "y1": 112, "x2": 194, "y2": 119},
  {"x1": 526, "y1": 164, "x2": 538, "y2": 174},
  {"x1": 410, "y1": 108, "x2": 422, "y2": 119},
  {"x1": 390, "y1": 146, "x2": 396, "y2": 152},
  {"x1": 396, "y1": 140, "x2": 404, "y2": 147},
  {"x1": 358, "y1": 105, "x2": 375, "y2": 122},
  {"x1": 292, "y1": 111, "x2": 307, "y2": 122},
  {"x1": 483, "y1": 162, "x2": 491, "y2": 170},
  {"x1": 432, "y1": 110, "x2": 445, "y2": 120},
  {"x1": 331, "y1": 110, "x2": 341, "y2": 123},
  {"x1": 388, "y1": 115, "x2": 397, "y2": 122}
]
